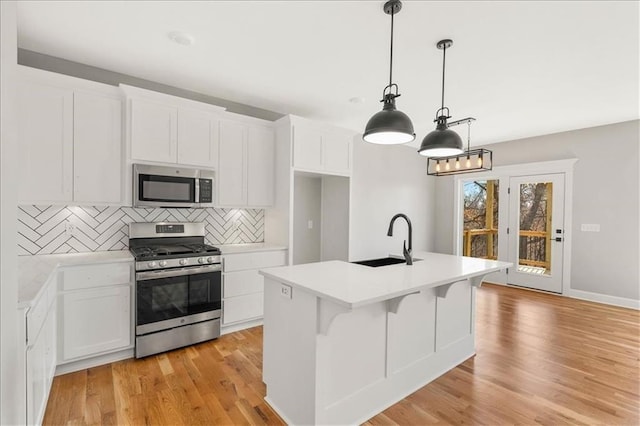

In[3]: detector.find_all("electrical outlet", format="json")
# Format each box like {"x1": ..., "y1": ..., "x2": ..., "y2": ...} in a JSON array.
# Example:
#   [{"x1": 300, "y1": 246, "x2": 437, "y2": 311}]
[
  {"x1": 65, "y1": 221, "x2": 75, "y2": 238},
  {"x1": 308, "y1": 220, "x2": 313, "y2": 229},
  {"x1": 280, "y1": 284, "x2": 292, "y2": 299},
  {"x1": 581, "y1": 224, "x2": 600, "y2": 232}
]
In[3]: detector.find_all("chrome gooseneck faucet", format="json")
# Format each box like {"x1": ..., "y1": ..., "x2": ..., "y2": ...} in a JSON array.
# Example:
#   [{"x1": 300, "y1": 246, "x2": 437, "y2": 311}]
[{"x1": 387, "y1": 213, "x2": 413, "y2": 265}]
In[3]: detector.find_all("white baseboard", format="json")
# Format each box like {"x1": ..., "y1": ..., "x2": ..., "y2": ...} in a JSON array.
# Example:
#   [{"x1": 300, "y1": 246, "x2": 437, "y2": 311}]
[
  {"x1": 221, "y1": 317, "x2": 263, "y2": 335},
  {"x1": 483, "y1": 280, "x2": 639, "y2": 310},
  {"x1": 565, "y1": 288, "x2": 640, "y2": 310},
  {"x1": 55, "y1": 348, "x2": 134, "y2": 376}
]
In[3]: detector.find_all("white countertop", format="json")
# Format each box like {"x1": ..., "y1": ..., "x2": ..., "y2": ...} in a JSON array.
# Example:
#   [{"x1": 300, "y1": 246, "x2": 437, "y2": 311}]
[
  {"x1": 259, "y1": 251, "x2": 511, "y2": 308},
  {"x1": 18, "y1": 251, "x2": 133, "y2": 308},
  {"x1": 218, "y1": 243, "x2": 287, "y2": 255}
]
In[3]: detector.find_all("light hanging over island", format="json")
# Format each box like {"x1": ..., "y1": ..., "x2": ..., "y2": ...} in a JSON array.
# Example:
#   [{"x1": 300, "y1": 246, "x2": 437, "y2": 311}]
[{"x1": 259, "y1": 252, "x2": 511, "y2": 425}]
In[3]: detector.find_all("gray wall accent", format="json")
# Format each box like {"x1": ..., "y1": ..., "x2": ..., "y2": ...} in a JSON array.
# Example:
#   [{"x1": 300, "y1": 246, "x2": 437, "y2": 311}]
[
  {"x1": 18, "y1": 48, "x2": 284, "y2": 122},
  {"x1": 434, "y1": 120, "x2": 640, "y2": 301},
  {"x1": 293, "y1": 175, "x2": 322, "y2": 265}
]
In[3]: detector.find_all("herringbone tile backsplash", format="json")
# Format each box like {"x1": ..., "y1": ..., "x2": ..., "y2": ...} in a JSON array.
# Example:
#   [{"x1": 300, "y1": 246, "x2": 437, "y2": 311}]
[{"x1": 18, "y1": 205, "x2": 265, "y2": 256}]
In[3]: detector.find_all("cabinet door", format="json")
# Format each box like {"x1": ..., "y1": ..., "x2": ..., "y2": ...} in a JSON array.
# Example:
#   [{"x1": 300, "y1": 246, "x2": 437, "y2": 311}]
[
  {"x1": 223, "y1": 292, "x2": 264, "y2": 325},
  {"x1": 292, "y1": 122, "x2": 323, "y2": 171},
  {"x1": 322, "y1": 131, "x2": 352, "y2": 175},
  {"x1": 218, "y1": 120, "x2": 246, "y2": 206},
  {"x1": 26, "y1": 328, "x2": 47, "y2": 426},
  {"x1": 246, "y1": 125, "x2": 275, "y2": 207},
  {"x1": 130, "y1": 98, "x2": 177, "y2": 163},
  {"x1": 61, "y1": 286, "x2": 131, "y2": 361},
  {"x1": 74, "y1": 91, "x2": 123, "y2": 204},
  {"x1": 223, "y1": 269, "x2": 263, "y2": 298},
  {"x1": 177, "y1": 107, "x2": 219, "y2": 168},
  {"x1": 17, "y1": 81, "x2": 73, "y2": 203}
]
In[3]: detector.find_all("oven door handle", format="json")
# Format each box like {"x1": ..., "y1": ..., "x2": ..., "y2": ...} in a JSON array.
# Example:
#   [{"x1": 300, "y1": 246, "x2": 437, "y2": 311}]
[{"x1": 136, "y1": 264, "x2": 222, "y2": 281}]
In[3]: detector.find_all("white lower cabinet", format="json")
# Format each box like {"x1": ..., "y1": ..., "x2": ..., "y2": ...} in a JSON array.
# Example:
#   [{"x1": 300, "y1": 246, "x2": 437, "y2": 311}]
[
  {"x1": 222, "y1": 249, "x2": 287, "y2": 327},
  {"x1": 24, "y1": 277, "x2": 57, "y2": 426},
  {"x1": 60, "y1": 286, "x2": 131, "y2": 361},
  {"x1": 58, "y1": 261, "x2": 133, "y2": 364}
]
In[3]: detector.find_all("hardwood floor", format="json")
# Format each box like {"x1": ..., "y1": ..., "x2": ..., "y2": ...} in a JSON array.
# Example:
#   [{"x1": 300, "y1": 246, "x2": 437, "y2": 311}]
[{"x1": 44, "y1": 284, "x2": 640, "y2": 425}]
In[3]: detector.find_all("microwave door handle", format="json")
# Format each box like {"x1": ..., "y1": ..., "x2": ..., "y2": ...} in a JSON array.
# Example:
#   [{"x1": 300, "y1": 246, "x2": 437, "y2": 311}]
[
  {"x1": 136, "y1": 265, "x2": 222, "y2": 281},
  {"x1": 195, "y1": 178, "x2": 200, "y2": 203}
]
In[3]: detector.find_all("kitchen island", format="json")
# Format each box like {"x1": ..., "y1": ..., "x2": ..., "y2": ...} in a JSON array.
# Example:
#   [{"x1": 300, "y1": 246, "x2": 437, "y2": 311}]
[{"x1": 259, "y1": 251, "x2": 511, "y2": 425}]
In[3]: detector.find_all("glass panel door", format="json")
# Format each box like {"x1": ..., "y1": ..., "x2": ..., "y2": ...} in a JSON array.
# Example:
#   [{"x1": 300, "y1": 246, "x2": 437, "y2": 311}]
[
  {"x1": 463, "y1": 179, "x2": 499, "y2": 260},
  {"x1": 508, "y1": 174, "x2": 565, "y2": 293}
]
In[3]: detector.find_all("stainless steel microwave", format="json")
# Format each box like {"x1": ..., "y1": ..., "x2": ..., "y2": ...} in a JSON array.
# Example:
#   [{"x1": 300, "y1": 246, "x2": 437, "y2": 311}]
[{"x1": 133, "y1": 164, "x2": 215, "y2": 208}]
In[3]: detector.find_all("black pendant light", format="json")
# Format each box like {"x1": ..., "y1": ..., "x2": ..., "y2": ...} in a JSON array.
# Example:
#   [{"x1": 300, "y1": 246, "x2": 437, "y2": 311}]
[
  {"x1": 363, "y1": 0, "x2": 415, "y2": 145},
  {"x1": 418, "y1": 39, "x2": 464, "y2": 157}
]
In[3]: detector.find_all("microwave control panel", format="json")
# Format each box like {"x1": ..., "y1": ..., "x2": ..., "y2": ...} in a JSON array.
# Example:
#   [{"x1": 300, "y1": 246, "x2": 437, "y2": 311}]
[{"x1": 199, "y1": 179, "x2": 213, "y2": 203}]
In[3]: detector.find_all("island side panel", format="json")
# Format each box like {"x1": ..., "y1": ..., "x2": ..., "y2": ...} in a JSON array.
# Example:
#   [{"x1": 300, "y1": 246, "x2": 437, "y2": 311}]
[
  {"x1": 263, "y1": 277, "x2": 318, "y2": 425},
  {"x1": 315, "y1": 282, "x2": 477, "y2": 425}
]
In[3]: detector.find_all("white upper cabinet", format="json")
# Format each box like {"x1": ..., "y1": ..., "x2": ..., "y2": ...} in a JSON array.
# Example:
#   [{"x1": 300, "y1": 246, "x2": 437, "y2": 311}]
[
  {"x1": 178, "y1": 107, "x2": 219, "y2": 167},
  {"x1": 247, "y1": 125, "x2": 275, "y2": 207},
  {"x1": 293, "y1": 121, "x2": 323, "y2": 171},
  {"x1": 130, "y1": 98, "x2": 178, "y2": 164},
  {"x1": 73, "y1": 90, "x2": 123, "y2": 204},
  {"x1": 291, "y1": 116, "x2": 353, "y2": 176},
  {"x1": 218, "y1": 119, "x2": 275, "y2": 208},
  {"x1": 122, "y1": 84, "x2": 223, "y2": 169},
  {"x1": 218, "y1": 120, "x2": 246, "y2": 206},
  {"x1": 18, "y1": 80, "x2": 74, "y2": 203},
  {"x1": 17, "y1": 66, "x2": 124, "y2": 205},
  {"x1": 322, "y1": 129, "x2": 352, "y2": 174}
]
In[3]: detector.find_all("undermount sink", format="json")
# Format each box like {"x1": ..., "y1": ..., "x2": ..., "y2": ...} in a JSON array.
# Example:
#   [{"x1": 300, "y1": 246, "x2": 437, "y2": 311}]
[{"x1": 352, "y1": 256, "x2": 421, "y2": 268}]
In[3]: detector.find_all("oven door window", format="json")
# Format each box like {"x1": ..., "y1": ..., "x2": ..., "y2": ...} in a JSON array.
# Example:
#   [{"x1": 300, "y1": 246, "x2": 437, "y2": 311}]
[
  {"x1": 139, "y1": 174, "x2": 196, "y2": 203},
  {"x1": 137, "y1": 271, "x2": 221, "y2": 326}
]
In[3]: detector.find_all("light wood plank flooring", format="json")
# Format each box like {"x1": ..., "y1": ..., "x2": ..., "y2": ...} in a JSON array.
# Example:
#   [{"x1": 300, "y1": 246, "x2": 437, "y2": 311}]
[{"x1": 44, "y1": 284, "x2": 640, "y2": 425}]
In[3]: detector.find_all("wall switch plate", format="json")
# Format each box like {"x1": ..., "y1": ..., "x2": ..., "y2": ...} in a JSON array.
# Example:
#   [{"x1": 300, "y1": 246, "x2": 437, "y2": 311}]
[
  {"x1": 581, "y1": 224, "x2": 600, "y2": 232},
  {"x1": 308, "y1": 220, "x2": 313, "y2": 229},
  {"x1": 280, "y1": 284, "x2": 292, "y2": 299}
]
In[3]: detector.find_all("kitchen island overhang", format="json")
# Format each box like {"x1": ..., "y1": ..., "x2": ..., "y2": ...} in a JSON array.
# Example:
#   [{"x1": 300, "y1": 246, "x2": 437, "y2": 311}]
[{"x1": 260, "y1": 252, "x2": 511, "y2": 425}]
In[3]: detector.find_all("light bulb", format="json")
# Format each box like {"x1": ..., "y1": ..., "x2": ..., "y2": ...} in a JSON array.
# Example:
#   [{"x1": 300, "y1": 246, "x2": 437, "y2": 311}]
[
  {"x1": 466, "y1": 156, "x2": 471, "y2": 168},
  {"x1": 436, "y1": 161, "x2": 440, "y2": 172},
  {"x1": 455, "y1": 158, "x2": 460, "y2": 169},
  {"x1": 478, "y1": 156, "x2": 483, "y2": 167},
  {"x1": 445, "y1": 160, "x2": 450, "y2": 171}
]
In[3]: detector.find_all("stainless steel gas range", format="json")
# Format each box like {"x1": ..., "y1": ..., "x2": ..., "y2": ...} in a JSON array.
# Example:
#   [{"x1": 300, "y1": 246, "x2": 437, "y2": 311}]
[{"x1": 129, "y1": 222, "x2": 222, "y2": 358}]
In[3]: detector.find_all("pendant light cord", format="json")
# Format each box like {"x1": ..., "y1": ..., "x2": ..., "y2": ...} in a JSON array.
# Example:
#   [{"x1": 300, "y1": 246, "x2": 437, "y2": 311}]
[
  {"x1": 389, "y1": 9, "x2": 395, "y2": 90},
  {"x1": 440, "y1": 44, "x2": 446, "y2": 112}
]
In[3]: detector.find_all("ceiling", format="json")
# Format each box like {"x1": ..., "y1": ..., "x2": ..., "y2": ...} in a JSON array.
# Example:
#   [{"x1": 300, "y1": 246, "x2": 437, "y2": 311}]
[{"x1": 16, "y1": 1, "x2": 640, "y2": 147}]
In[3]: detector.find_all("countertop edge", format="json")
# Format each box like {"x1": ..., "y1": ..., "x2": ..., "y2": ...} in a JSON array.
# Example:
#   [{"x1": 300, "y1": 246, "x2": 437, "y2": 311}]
[
  {"x1": 259, "y1": 258, "x2": 512, "y2": 309},
  {"x1": 218, "y1": 244, "x2": 288, "y2": 255},
  {"x1": 18, "y1": 251, "x2": 134, "y2": 308}
]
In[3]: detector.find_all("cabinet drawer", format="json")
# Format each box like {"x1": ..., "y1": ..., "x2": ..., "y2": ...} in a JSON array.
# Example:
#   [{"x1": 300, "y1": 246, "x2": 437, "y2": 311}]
[
  {"x1": 27, "y1": 275, "x2": 57, "y2": 344},
  {"x1": 224, "y1": 270, "x2": 263, "y2": 298},
  {"x1": 223, "y1": 250, "x2": 286, "y2": 272},
  {"x1": 61, "y1": 262, "x2": 131, "y2": 291},
  {"x1": 27, "y1": 294, "x2": 48, "y2": 345},
  {"x1": 223, "y1": 292, "x2": 264, "y2": 325}
]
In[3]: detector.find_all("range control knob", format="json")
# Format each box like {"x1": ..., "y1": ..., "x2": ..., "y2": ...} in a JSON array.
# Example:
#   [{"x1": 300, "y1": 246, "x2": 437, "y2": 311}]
[
  {"x1": 179, "y1": 259, "x2": 188, "y2": 266},
  {"x1": 198, "y1": 257, "x2": 206, "y2": 264},
  {"x1": 207, "y1": 257, "x2": 214, "y2": 263},
  {"x1": 147, "y1": 261, "x2": 157, "y2": 268},
  {"x1": 159, "y1": 260, "x2": 168, "y2": 267}
]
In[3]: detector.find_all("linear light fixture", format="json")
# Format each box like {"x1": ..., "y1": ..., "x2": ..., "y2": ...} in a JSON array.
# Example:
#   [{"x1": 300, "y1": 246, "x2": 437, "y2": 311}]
[{"x1": 426, "y1": 118, "x2": 493, "y2": 176}]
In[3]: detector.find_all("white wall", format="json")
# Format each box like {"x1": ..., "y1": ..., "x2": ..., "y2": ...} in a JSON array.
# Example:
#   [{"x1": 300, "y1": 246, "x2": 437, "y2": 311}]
[
  {"x1": 293, "y1": 175, "x2": 322, "y2": 265},
  {"x1": 350, "y1": 138, "x2": 435, "y2": 261},
  {"x1": 435, "y1": 120, "x2": 640, "y2": 302},
  {"x1": 1, "y1": 1, "x2": 22, "y2": 423}
]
